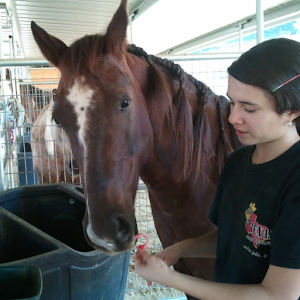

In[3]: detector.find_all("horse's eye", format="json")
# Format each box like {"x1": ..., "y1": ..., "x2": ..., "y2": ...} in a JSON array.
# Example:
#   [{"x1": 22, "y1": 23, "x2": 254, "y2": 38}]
[
  {"x1": 52, "y1": 118, "x2": 61, "y2": 127},
  {"x1": 120, "y1": 99, "x2": 130, "y2": 110}
]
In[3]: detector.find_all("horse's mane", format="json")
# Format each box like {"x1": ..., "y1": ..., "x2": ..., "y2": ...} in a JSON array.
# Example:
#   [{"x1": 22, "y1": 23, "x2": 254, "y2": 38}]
[
  {"x1": 66, "y1": 36, "x2": 236, "y2": 182},
  {"x1": 127, "y1": 44, "x2": 236, "y2": 182}
]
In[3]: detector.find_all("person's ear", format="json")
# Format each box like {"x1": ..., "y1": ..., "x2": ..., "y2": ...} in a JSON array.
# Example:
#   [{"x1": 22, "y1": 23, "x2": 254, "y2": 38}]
[{"x1": 288, "y1": 110, "x2": 300, "y2": 121}]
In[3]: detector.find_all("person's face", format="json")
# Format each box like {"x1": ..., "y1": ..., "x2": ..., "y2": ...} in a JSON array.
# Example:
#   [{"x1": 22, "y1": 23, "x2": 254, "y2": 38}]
[{"x1": 227, "y1": 75, "x2": 291, "y2": 146}]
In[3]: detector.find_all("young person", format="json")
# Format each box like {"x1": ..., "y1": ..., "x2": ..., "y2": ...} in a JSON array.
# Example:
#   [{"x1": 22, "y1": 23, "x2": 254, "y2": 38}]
[{"x1": 135, "y1": 38, "x2": 300, "y2": 300}]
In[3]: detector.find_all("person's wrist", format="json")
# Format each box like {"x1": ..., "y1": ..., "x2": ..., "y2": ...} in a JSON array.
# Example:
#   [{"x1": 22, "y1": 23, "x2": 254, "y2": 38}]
[
  {"x1": 178, "y1": 241, "x2": 189, "y2": 257},
  {"x1": 160, "y1": 267, "x2": 177, "y2": 286}
]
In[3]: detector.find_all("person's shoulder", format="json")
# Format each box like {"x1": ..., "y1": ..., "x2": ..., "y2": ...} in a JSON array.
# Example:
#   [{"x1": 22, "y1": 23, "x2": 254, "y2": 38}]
[
  {"x1": 288, "y1": 140, "x2": 300, "y2": 157},
  {"x1": 285, "y1": 141, "x2": 300, "y2": 170},
  {"x1": 279, "y1": 141, "x2": 300, "y2": 195},
  {"x1": 280, "y1": 140, "x2": 300, "y2": 167}
]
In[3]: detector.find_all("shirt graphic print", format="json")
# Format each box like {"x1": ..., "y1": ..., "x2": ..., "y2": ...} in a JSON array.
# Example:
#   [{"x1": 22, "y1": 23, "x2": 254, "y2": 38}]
[{"x1": 245, "y1": 202, "x2": 271, "y2": 249}]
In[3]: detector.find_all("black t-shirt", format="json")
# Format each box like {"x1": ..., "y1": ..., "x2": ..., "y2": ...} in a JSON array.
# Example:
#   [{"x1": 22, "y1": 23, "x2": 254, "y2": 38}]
[{"x1": 209, "y1": 141, "x2": 300, "y2": 285}]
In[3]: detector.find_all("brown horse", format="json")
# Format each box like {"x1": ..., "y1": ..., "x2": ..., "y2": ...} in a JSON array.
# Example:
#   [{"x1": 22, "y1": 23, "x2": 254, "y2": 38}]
[
  {"x1": 31, "y1": 0, "x2": 240, "y2": 298},
  {"x1": 31, "y1": 101, "x2": 80, "y2": 184}
]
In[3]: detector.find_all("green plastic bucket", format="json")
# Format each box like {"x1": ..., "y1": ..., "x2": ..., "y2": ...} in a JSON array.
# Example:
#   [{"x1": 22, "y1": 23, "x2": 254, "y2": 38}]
[{"x1": 0, "y1": 266, "x2": 42, "y2": 300}]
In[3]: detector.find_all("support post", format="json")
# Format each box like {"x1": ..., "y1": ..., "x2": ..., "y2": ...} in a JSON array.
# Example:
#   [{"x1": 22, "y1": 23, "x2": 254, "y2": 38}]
[{"x1": 256, "y1": 0, "x2": 264, "y2": 44}]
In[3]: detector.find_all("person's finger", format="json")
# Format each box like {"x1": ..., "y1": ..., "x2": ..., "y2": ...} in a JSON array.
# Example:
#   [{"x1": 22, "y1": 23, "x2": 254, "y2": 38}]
[
  {"x1": 136, "y1": 248, "x2": 150, "y2": 265},
  {"x1": 135, "y1": 249, "x2": 153, "y2": 286},
  {"x1": 135, "y1": 250, "x2": 145, "y2": 264}
]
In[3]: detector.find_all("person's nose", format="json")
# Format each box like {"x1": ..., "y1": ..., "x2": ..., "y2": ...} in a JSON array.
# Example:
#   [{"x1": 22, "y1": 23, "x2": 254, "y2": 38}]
[{"x1": 228, "y1": 105, "x2": 242, "y2": 125}]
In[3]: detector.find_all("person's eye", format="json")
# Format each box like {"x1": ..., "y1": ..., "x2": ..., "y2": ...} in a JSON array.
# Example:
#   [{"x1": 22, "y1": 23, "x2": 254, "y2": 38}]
[{"x1": 244, "y1": 108, "x2": 255, "y2": 113}]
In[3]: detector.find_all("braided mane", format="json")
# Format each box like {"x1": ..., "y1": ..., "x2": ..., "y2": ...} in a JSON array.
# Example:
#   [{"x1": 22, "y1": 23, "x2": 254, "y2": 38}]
[
  {"x1": 127, "y1": 44, "x2": 208, "y2": 101},
  {"x1": 127, "y1": 44, "x2": 234, "y2": 181}
]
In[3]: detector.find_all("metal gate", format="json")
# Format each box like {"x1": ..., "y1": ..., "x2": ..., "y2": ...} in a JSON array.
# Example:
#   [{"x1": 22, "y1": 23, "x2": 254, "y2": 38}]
[{"x1": 0, "y1": 55, "x2": 237, "y2": 300}]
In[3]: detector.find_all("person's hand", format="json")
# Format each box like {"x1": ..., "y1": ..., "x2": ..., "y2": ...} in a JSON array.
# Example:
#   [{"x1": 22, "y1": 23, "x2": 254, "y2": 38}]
[
  {"x1": 155, "y1": 244, "x2": 183, "y2": 267},
  {"x1": 135, "y1": 248, "x2": 174, "y2": 285}
]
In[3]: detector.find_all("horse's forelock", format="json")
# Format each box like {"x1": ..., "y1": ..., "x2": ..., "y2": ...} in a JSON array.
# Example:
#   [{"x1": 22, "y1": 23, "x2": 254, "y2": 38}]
[
  {"x1": 63, "y1": 34, "x2": 131, "y2": 85},
  {"x1": 62, "y1": 34, "x2": 105, "y2": 79}
]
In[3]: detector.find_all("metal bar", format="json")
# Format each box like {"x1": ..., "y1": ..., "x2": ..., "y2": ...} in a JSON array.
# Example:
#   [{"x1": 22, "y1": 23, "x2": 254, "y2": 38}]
[
  {"x1": 19, "y1": 81, "x2": 59, "y2": 85},
  {"x1": 156, "y1": 297, "x2": 187, "y2": 300},
  {"x1": 138, "y1": 182, "x2": 147, "y2": 191},
  {"x1": 0, "y1": 59, "x2": 50, "y2": 67},
  {"x1": 4, "y1": 111, "x2": 14, "y2": 189},
  {"x1": 0, "y1": 6, "x2": 3, "y2": 59},
  {"x1": 256, "y1": 0, "x2": 264, "y2": 43},
  {"x1": 1, "y1": 129, "x2": 6, "y2": 137},
  {"x1": 159, "y1": 52, "x2": 242, "y2": 61},
  {"x1": 129, "y1": 0, "x2": 160, "y2": 21},
  {"x1": 0, "y1": 138, "x2": 5, "y2": 191},
  {"x1": 0, "y1": 54, "x2": 242, "y2": 67},
  {"x1": 0, "y1": 13, "x2": 5, "y2": 191},
  {"x1": 239, "y1": 24, "x2": 243, "y2": 52},
  {"x1": 8, "y1": 0, "x2": 25, "y2": 58}
]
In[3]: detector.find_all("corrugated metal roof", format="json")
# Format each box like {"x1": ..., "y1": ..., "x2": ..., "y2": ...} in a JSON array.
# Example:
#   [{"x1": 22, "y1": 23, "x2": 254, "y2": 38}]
[{"x1": 8, "y1": 0, "x2": 148, "y2": 58}]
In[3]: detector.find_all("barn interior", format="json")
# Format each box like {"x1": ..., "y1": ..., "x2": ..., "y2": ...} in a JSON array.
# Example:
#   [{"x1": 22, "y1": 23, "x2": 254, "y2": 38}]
[{"x1": 0, "y1": 0, "x2": 299, "y2": 299}]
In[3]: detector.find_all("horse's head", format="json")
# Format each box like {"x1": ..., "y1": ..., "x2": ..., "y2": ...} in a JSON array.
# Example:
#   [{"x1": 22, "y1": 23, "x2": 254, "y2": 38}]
[{"x1": 31, "y1": 0, "x2": 153, "y2": 254}]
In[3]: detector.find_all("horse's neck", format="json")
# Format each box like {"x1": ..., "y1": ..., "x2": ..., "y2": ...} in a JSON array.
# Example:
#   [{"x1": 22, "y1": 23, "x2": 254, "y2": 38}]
[
  {"x1": 139, "y1": 71, "x2": 205, "y2": 185},
  {"x1": 128, "y1": 54, "x2": 238, "y2": 190}
]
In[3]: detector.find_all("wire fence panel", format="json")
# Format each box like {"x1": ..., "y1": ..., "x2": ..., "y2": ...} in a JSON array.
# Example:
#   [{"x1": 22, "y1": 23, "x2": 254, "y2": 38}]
[{"x1": 0, "y1": 56, "x2": 235, "y2": 299}]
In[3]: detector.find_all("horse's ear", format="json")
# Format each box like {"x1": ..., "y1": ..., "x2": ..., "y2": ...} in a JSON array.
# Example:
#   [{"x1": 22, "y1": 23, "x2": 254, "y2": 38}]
[
  {"x1": 31, "y1": 21, "x2": 68, "y2": 67},
  {"x1": 103, "y1": 0, "x2": 128, "y2": 55}
]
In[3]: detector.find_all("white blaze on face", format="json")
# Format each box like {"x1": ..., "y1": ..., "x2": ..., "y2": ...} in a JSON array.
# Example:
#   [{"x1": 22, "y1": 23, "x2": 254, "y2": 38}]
[
  {"x1": 66, "y1": 78, "x2": 94, "y2": 219},
  {"x1": 66, "y1": 77, "x2": 94, "y2": 149}
]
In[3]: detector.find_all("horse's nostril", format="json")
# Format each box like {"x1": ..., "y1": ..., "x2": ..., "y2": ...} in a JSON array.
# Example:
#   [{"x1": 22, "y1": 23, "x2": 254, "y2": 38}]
[{"x1": 115, "y1": 215, "x2": 131, "y2": 243}]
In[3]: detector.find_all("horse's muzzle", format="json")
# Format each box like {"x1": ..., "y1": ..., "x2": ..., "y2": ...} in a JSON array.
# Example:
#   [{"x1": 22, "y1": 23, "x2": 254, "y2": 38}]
[{"x1": 82, "y1": 214, "x2": 137, "y2": 254}]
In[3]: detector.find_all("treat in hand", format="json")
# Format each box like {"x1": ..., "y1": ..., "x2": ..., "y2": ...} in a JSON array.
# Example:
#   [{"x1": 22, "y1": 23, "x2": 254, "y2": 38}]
[
  {"x1": 134, "y1": 233, "x2": 150, "y2": 250},
  {"x1": 135, "y1": 233, "x2": 152, "y2": 286}
]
